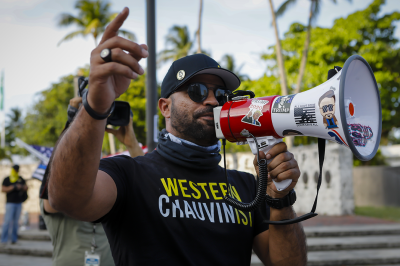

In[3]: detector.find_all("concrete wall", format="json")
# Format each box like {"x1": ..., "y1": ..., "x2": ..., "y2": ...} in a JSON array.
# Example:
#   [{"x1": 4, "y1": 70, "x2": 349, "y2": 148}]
[
  {"x1": 0, "y1": 164, "x2": 42, "y2": 216},
  {"x1": 353, "y1": 166, "x2": 400, "y2": 207},
  {"x1": 221, "y1": 142, "x2": 355, "y2": 216},
  {"x1": 291, "y1": 143, "x2": 354, "y2": 215}
]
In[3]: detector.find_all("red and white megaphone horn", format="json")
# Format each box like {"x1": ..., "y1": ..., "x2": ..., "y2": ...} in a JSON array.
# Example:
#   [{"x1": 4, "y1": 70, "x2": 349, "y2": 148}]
[{"x1": 213, "y1": 55, "x2": 382, "y2": 192}]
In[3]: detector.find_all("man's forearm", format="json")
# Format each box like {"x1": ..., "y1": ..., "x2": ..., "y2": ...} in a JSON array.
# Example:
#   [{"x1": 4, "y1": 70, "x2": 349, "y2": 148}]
[
  {"x1": 127, "y1": 145, "x2": 144, "y2": 157},
  {"x1": 126, "y1": 135, "x2": 144, "y2": 158},
  {"x1": 1, "y1": 185, "x2": 15, "y2": 193},
  {"x1": 268, "y1": 207, "x2": 307, "y2": 265},
  {"x1": 48, "y1": 108, "x2": 107, "y2": 213}
]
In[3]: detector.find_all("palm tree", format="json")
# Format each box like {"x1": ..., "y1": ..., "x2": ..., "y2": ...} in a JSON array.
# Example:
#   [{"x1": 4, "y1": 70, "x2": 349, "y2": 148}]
[
  {"x1": 220, "y1": 54, "x2": 249, "y2": 81},
  {"x1": 268, "y1": 0, "x2": 289, "y2": 96},
  {"x1": 196, "y1": 0, "x2": 203, "y2": 54},
  {"x1": 57, "y1": 0, "x2": 136, "y2": 47},
  {"x1": 158, "y1": 25, "x2": 193, "y2": 65},
  {"x1": 5, "y1": 107, "x2": 23, "y2": 145},
  {"x1": 275, "y1": 0, "x2": 351, "y2": 93}
]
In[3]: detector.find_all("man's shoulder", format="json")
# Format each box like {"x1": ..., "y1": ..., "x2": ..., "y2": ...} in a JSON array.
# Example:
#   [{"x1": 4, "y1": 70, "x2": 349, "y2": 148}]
[
  {"x1": 102, "y1": 150, "x2": 160, "y2": 162},
  {"x1": 2, "y1": 177, "x2": 10, "y2": 185},
  {"x1": 100, "y1": 151, "x2": 164, "y2": 170}
]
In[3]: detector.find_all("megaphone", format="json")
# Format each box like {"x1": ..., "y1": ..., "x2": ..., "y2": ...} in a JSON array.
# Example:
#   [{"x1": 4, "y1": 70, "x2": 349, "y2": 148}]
[{"x1": 214, "y1": 55, "x2": 382, "y2": 220}]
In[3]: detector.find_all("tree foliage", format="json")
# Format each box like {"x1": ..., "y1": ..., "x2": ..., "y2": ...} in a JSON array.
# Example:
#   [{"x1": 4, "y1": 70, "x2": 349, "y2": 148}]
[
  {"x1": 57, "y1": 0, "x2": 136, "y2": 46},
  {"x1": 158, "y1": 25, "x2": 194, "y2": 65},
  {"x1": 5, "y1": 107, "x2": 23, "y2": 145},
  {"x1": 18, "y1": 68, "x2": 162, "y2": 154},
  {"x1": 115, "y1": 74, "x2": 165, "y2": 150},
  {"x1": 275, "y1": 0, "x2": 352, "y2": 93},
  {"x1": 18, "y1": 75, "x2": 74, "y2": 147},
  {"x1": 220, "y1": 54, "x2": 249, "y2": 81},
  {"x1": 158, "y1": 25, "x2": 210, "y2": 66}
]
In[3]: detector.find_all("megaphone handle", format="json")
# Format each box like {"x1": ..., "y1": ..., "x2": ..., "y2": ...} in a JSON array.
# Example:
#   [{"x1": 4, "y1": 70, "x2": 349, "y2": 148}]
[
  {"x1": 273, "y1": 178, "x2": 292, "y2": 192},
  {"x1": 247, "y1": 136, "x2": 293, "y2": 191}
]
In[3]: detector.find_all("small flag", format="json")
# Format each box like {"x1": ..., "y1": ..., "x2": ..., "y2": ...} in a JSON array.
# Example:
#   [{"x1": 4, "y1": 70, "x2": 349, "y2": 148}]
[
  {"x1": 30, "y1": 145, "x2": 53, "y2": 181},
  {"x1": 32, "y1": 163, "x2": 47, "y2": 181},
  {"x1": 294, "y1": 104, "x2": 317, "y2": 125}
]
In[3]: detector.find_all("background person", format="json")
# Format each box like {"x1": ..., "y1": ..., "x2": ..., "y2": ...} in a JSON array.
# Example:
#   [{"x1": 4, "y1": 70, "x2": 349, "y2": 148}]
[
  {"x1": 1, "y1": 164, "x2": 28, "y2": 245},
  {"x1": 40, "y1": 96, "x2": 143, "y2": 266}
]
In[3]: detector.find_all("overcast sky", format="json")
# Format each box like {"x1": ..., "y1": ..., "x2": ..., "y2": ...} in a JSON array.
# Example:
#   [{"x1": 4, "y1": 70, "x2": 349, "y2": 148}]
[{"x1": 0, "y1": 0, "x2": 399, "y2": 117}]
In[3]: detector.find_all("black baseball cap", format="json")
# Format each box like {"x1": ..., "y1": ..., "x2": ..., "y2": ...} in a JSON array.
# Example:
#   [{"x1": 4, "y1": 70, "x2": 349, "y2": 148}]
[
  {"x1": 161, "y1": 54, "x2": 241, "y2": 98},
  {"x1": 12, "y1": 165, "x2": 20, "y2": 171}
]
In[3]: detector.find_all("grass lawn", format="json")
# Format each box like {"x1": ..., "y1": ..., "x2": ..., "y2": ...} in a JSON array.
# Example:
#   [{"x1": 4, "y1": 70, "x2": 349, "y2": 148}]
[{"x1": 355, "y1": 206, "x2": 400, "y2": 222}]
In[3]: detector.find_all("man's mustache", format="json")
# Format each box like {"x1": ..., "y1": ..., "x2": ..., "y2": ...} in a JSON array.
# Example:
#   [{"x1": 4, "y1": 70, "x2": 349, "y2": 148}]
[{"x1": 193, "y1": 106, "x2": 215, "y2": 119}]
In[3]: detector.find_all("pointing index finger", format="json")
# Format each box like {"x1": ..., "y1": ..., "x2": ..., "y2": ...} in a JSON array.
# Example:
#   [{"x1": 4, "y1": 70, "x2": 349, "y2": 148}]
[{"x1": 99, "y1": 7, "x2": 129, "y2": 45}]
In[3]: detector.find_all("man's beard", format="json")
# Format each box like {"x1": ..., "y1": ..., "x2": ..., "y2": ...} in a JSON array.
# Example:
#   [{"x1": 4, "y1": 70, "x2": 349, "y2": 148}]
[{"x1": 170, "y1": 103, "x2": 218, "y2": 146}]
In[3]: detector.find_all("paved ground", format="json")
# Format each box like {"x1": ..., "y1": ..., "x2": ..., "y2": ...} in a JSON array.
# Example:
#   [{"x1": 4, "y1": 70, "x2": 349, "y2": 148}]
[
  {"x1": 301, "y1": 214, "x2": 397, "y2": 227},
  {"x1": 0, "y1": 254, "x2": 51, "y2": 266}
]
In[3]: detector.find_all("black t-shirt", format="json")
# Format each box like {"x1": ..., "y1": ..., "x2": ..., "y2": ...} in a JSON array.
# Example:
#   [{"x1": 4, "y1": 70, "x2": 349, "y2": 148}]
[
  {"x1": 98, "y1": 151, "x2": 269, "y2": 266},
  {"x1": 2, "y1": 176, "x2": 26, "y2": 203}
]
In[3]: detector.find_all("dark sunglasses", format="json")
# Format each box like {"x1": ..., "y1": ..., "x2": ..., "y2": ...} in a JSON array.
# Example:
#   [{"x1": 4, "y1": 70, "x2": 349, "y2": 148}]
[
  {"x1": 178, "y1": 83, "x2": 231, "y2": 106},
  {"x1": 321, "y1": 104, "x2": 334, "y2": 113}
]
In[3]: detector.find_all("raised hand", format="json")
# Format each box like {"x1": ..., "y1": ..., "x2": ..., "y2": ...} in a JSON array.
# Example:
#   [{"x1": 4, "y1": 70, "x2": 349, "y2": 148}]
[
  {"x1": 105, "y1": 115, "x2": 145, "y2": 157},
  {"x1": 87, "y1": 7, "x2": 148, "y2": 114}
]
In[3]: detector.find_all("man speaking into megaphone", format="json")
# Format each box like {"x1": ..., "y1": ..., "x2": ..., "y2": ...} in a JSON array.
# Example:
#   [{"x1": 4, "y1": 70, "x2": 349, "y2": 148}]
[{"x1": 47, "y1": 8, "x2": 306, "y2": 266}]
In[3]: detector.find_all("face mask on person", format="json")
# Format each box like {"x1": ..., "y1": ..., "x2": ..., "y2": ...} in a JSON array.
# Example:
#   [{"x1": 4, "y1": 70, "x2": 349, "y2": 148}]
[{"x1": 10, "y1": 168, "x2": 19, "y2": 183}]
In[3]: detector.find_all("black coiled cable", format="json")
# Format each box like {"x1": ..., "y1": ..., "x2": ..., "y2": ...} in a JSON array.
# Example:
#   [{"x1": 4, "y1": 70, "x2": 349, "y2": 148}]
[{"x1": 222, "y1": 134, "x2": 268, "y2": 212}]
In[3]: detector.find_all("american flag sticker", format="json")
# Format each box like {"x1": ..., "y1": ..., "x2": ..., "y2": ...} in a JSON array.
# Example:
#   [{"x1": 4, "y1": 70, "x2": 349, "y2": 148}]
[{"x1": 294, "y1": 104, "x2": 317, "y2": 126}]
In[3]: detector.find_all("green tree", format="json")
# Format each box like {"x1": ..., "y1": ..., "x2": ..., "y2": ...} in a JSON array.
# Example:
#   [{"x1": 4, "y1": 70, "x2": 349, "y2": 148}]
[
  {"x1": 220, "y1": 54, "x2": 249, "y2": 81},
  {"x1": 19, "y1": 75, "x2": 74, "y2": 147},
  {"x1": 18, "y1": 68, "x2": 152, "y2": 154},
  {"x1": 0, "y1": 108, "x2": 22, "y2": 160},
  {"x1": 57, "y1": 0, "x2": 136, "y2": 46},
  {"x1": 158, "y1": 25, "x2": 193, "y2": 65},
  {"x1": 275, "y1": 0, "x2": 352, "y2": 94},
  {"x1": 116, "y1": 74, "x2": 165, "y2": 150},
  {"x1": 5, "y1": 107, "x2": 23, "y2": 145},
  {"x1": 0, "y1": 148, "x2": 11, "y2": 161}
]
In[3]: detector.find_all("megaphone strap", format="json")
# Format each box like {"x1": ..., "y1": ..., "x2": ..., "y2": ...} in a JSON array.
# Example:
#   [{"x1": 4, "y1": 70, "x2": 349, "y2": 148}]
[
  {"x1": 261, "y1": 138, "x2": 325, "y2": 225},
  {"x1": 311, "y1": 138, "x2": 326, "y2": 213}
]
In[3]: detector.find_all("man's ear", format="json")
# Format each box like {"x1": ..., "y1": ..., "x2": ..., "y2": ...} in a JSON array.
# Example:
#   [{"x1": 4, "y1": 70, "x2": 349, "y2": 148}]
[{"x1": 159, "y1": 97, "x2": 172, "y2": 118}]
